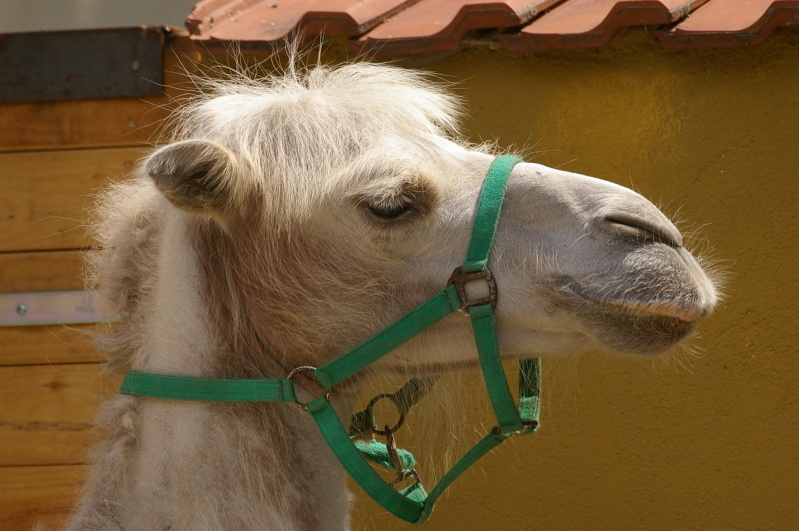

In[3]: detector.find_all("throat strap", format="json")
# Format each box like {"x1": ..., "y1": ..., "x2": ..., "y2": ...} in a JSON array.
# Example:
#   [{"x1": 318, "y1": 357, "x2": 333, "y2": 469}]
[
  {"x1": 120, "y1": 371, "x2": 297, "y2": 402},
  {"x1": 117, "y1": 155, "x2": 539, "y2": 524}
]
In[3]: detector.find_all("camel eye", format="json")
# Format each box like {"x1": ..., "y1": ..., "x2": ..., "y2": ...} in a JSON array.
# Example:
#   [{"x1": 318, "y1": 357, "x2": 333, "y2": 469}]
[{"x1": 368, "y1": 200, "x2": 412, "y2": 220}]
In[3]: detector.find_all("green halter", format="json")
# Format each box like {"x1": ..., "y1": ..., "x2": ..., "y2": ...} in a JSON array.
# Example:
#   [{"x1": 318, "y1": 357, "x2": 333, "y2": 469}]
[{"x1": 119, "y1": 155, "x2": 540, "y2": 524}]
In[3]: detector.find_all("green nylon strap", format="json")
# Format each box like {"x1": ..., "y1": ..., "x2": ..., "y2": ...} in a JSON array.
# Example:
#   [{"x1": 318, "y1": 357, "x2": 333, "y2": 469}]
[
  {"x1": 119, "y1": 371, "x2": 297, "y2": 402},
  {"x1": 306, "y1": 396, "x2": 426, "y2": 522},
  {"x1": 518, "y1": 357, "x2": 542, "y2": 429},
  {"x1": 307, "y1": 371, "x2": 538, "y2": 525},
  {"x1": 470, "y1": 304, "x2": 524, "y2": 432},
  {"x1": 463, "y1": 155, "x2": 522, "y2": 273},
  {"x1": 354, "y1": 439, "x2": 417, "y2": 470},
  {"x1": 314, "y1": 285, "x2": 461, "y2": 389},
  {"x1": 415, "y1": 430, "x2": 507, "y2": 523}
]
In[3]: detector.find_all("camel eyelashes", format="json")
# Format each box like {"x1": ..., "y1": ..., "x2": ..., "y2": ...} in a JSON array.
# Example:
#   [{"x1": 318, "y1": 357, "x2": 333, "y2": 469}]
[
  {"x1": 361, "y1": 185, "x2": 431, "y2": 225},
  {"x1": 367, "y1": 198, "x2": 413, "y2": 219}
]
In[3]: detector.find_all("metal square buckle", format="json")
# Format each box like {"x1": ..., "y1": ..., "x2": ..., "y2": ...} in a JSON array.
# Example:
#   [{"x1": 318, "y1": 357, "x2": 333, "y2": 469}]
[{"x1": 447, "y1": 267, "x2": 497, "y2": 315}]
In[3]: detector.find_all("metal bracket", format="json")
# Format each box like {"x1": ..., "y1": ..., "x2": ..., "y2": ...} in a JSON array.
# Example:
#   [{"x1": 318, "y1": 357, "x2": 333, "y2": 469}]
[{"x1": 0, "y1": 291, "x2": 108, "y2": 327}]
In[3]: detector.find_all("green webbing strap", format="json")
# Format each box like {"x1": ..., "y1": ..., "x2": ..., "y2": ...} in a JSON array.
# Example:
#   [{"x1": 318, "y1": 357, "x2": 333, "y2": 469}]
[
  {"x1": 354, "y1": 439, "x2": 417, "y2": 470},
  {"x1": 307, "y1": 396, "x2": 426, "y2": 522},
  {"x1": 470, "y1": 305, "x2": 524, "y2": 432},
  {"x1": 119, "y1": 371, "x2": 297, "y2": 402},
  {"x1": 462, "y1": 155, "x2": 524, "y2": 432},
  {"x1": 307, "y1": 355, "x2": 541, "y2": 524},
  {"x1": 314, "y1": 285, "x2": 461, "y2": 389},
  {"x1": 463, "y1": 155, "x2": 519, "y2": 273},
  {"x1": 518, "y1": 358, "x2": 542, "y2": 429}
]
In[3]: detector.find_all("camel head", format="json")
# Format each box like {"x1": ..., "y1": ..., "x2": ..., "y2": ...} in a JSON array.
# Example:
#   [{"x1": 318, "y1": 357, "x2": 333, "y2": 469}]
[{"x1": 141, "y1": 62, "x2": 718, "y2": 377}]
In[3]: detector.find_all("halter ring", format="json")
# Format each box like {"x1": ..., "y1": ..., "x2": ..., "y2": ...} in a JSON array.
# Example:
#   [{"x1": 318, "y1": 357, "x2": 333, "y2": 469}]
[
  {"x1": 367, "y1": 392, "x2": 407, "y2": 435},
  {"x1": 287, "y1": 366, "x2": 330, "y2": 409}
]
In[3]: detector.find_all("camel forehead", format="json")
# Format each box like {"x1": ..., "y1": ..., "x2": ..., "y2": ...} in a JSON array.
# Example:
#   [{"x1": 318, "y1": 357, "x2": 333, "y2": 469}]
[
  {"x1": 180, "y1": 63, "x2": 462, "y2": 146},
  {"x1": 161, "y1": 65, "x2": 473, "y2": 219}
]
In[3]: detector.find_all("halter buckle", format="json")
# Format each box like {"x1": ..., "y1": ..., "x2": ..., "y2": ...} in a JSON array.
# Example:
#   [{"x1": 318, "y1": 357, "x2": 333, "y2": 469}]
[{"x1": 448, "y1": 266, "x2": 497, "y2": 315}]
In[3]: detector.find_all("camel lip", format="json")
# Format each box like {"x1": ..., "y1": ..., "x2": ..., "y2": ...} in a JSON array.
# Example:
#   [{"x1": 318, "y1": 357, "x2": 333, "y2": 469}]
[
  {"x1": 597, "y1": 299, "x2": 701, "y2": 322},
  {"x1": 560, "y1": 283, "x2": 703, "y2": 323}
]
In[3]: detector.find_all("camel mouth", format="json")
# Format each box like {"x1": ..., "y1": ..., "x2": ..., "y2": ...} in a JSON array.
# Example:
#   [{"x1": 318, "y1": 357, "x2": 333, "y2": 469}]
[
  {"x1": 597, "y1": 299, "x2": 702, "y2": 323},
  {"x1": 559, "y1": 282, "x2": 702, "y2": 353},
  {"x1": 562, "y1": 282, "x2": 704, "y2": 323}
]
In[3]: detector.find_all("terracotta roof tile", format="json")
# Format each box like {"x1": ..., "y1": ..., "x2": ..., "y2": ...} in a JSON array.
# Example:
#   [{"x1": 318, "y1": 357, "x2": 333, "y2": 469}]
[
  {"x1": 187, "y1": 0, "x2": 419, "y2": 49},
  {"x1": 656, "y1": 0, "x2": 799, "y2": 48},
  {"x1": 352, "y1": 1, "x2": 560, "y2": 55},
  {"x1": 185, "y1": 0, "x2": 799, "y2": 52},
  {"x1": 503, "y1": 0, "x2": 707, "y2": 51}
]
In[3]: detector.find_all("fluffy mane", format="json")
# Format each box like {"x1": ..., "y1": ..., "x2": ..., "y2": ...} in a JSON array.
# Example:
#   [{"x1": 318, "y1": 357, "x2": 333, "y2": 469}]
[{"x1": 169, "y1": 62, "x2": 464, "y2": 227}]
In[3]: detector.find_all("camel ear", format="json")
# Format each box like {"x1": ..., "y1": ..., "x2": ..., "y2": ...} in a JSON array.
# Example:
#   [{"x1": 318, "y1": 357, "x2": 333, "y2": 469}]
[{"x1": 146, "y1": 139, "x2": 238, "y2": 215}]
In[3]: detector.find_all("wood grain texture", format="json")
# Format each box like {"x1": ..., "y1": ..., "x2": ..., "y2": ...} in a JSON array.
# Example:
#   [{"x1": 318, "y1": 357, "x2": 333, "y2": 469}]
[
  {"x1": 0, "y1": 325, "x2": 104, "y2": 366},
  {"x1": 0, "y1": 364, "x2": 120, "y2": 466},
  {"x1": 0, "y1": 148, "x2": 147, "y2": 252},
  {"x1": 0, "y1": 465, "x2": 86, "y2": 530},
  {"x1": 0, "y1": 250, "x2": 85, "y2": 292},
  {"x1": 0, "y1": 34, "x2": 197, "y2": 153}
]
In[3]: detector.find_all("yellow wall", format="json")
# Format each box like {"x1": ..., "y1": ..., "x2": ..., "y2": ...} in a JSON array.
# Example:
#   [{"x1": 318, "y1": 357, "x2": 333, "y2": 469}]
[{"x1": 346, "y1": 29, "x2": 799, "y2": 530}]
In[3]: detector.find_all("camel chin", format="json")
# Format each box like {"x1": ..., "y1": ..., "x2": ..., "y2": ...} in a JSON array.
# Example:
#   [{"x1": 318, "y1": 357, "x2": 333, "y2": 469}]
[{"x1": 556, "y1": 245, "x2": 717, "y2": 356}]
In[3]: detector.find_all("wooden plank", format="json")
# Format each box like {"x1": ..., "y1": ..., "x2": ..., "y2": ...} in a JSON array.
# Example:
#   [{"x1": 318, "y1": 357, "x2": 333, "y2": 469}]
[
  {"x1": 0, "y1": 325, "x2": 104, "y2": 366},
  {"x1": 0, "y1": 147, "x2": 147, "y2": 252},
  {"x1": 0, "y1": 364, "x2": 120, "y2": 466},
  {"x1": 0, "y1": 250, "x2": 85, "y2": 293},
  {"x1": 0, "y1": 34, "x2": 198, "y2": 152},
  {"x1": 0, "y1": 465, "x2": 85, "y2": 530}
]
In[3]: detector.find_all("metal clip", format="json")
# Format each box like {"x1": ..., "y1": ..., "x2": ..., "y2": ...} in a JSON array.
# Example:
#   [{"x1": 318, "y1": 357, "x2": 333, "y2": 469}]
[{"x1": 384, "y1": 426, "x2": 423, "y2": 489}]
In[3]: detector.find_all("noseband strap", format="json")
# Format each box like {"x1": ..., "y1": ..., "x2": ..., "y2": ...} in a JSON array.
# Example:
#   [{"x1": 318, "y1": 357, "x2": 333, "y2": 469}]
[{"x1": 119, "y1": 155, "x2": 540, "y2": 524}]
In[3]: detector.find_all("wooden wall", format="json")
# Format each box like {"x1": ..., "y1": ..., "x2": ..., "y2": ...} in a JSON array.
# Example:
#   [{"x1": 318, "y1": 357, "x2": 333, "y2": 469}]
[{"x1": 0, "y1": 34, "x2": 197, "y2": 530}]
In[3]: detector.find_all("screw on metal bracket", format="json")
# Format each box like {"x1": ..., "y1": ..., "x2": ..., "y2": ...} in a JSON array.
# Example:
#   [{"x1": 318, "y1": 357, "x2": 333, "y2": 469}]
[{"x1": 16, "y1": 304, "x2": 28, "y2": 316}]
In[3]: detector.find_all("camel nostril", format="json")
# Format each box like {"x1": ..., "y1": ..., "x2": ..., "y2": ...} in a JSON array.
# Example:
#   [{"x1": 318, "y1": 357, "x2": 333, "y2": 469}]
[{"x1": 604, "y1": 213, "x2": 682, "y2": 248}]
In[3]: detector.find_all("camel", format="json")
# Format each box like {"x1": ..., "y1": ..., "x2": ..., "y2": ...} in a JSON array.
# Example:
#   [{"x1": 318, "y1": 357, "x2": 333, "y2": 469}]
[{"x1": 68, "y1": 61, "x2": 717, "y2": 530}]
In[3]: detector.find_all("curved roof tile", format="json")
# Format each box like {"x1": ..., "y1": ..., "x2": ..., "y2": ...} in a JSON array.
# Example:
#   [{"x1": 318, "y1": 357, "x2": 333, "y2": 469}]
[
  {"x1": 353, "y1": 1, "x2": 561, "y2": 56},
  {"x1": 657, "y1": 0, "x2": 799, "y2": 48},
  {"x1": 186, "y1": 0, "x2": 799, "y2": 52},
  {"x1": 503, "y1": 0, "x2": 708, "y2": 51},
  {"x1": 187, "y1": 0, "x2": 419, "y2": 49}
]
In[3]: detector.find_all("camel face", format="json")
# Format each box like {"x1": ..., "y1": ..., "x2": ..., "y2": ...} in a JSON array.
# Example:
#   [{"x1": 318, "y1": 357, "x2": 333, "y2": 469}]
[
  {"x1": 290, "y1": 136, "x2": 718, "y2": 368},
  {"x1": 140, "y1": 63, "x2": 717, "y2": 372}
]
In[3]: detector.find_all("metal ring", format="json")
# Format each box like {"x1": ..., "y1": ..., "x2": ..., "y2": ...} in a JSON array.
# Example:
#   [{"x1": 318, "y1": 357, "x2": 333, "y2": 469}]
[
  {"x1": 367, "y1": 393, "x2": 407, "y2": 435},
  {"x1": 287, "y1": 366, "x2": 330, "y2": 410}
]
